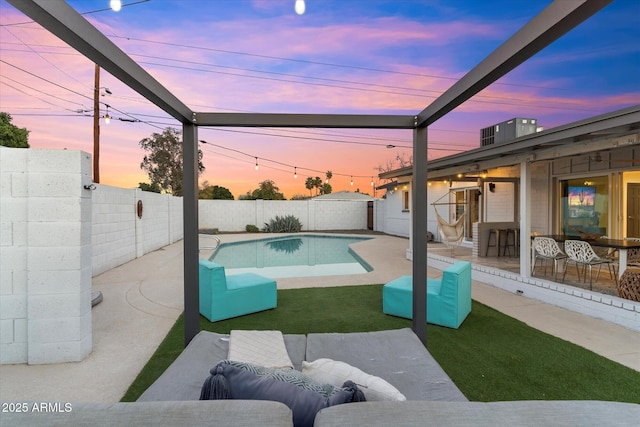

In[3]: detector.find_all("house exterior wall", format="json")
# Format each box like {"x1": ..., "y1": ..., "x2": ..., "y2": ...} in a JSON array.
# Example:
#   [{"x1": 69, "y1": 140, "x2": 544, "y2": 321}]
[
  {"x1": 375, "y1": 189, "x2": 410, "y2": 238},
  {"x1": 1, "y1": 147, "x2": 92, "y2": 365}
]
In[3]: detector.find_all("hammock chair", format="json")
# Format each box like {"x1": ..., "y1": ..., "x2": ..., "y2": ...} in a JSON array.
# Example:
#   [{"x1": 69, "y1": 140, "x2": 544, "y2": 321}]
[{"x1": 432, "y1": 192, "x2": 467, "y2": 256}]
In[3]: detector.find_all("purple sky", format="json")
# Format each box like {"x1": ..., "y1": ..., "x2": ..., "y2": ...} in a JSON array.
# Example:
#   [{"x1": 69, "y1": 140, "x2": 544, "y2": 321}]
[{"x1": 1, "y1": 0, "x2": 638, "y2": 198}]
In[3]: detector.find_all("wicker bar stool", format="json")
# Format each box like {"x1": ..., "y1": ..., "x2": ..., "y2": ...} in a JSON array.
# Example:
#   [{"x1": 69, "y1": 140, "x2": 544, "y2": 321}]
[{"x1": 617, "y1": 269, "x2": 640, "y2": 302}]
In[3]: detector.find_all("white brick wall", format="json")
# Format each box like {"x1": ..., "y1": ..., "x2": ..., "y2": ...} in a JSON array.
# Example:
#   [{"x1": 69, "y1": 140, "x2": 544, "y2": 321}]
[{"x1": 0, "y1": 147, "x2": 92, "y2": 364}]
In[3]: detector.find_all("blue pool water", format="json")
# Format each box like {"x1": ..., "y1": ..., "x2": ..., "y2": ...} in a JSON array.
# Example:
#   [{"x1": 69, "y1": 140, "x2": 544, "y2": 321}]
[{"x1": 210, "y1": 235, "x2": 373, "y2": 278}]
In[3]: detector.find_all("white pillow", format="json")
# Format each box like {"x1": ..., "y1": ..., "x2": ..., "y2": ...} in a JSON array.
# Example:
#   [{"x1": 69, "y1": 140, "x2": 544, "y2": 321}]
[{"x1": 301, "y1": 358, "x2": 406, "y2": 401}]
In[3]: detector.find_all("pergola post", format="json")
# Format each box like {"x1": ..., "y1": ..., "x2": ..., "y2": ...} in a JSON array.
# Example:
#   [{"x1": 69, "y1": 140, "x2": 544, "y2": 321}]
[
  {"x1": 412, "y1": 124, "x2": 428, "y2": 345},
  {"x1": 182, "y1": 123, "x2": 200, "y2": 346}
]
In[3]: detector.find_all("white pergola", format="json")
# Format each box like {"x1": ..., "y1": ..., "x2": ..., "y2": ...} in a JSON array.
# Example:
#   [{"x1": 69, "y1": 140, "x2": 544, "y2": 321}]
[{"x1": 8, "y1": 0, "x2": 614, "y2": 346}]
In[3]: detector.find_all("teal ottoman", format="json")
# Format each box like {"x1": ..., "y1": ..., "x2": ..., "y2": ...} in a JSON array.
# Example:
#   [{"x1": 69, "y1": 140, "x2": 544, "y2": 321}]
[{"x1": 383, "y1": 261, "x2": 472, "y2": 329}]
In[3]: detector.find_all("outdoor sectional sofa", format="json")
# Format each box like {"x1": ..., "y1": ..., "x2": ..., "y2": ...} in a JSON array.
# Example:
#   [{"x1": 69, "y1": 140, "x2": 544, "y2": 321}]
[{"x1": 4, "y1": 328, "x2": 638, "y2": 426}]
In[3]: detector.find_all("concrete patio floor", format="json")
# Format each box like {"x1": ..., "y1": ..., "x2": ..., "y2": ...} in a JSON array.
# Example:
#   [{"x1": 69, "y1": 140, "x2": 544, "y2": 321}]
[{"x1": 1, "y1": 233, "x2": 638, "y2": 404}]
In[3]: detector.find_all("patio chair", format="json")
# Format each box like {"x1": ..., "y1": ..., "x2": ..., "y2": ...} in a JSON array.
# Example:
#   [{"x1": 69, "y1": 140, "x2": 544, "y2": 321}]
[
  {"x1": 617, "y1": 269, "x2": 640, "y2": 302},
  {"x1": 199, "y1": 259, "x2": 277, "y2": 322},
  {"x1": 383, "y1": 261, "x2": 472, "y2": 329},
  {"x1": 562, "y1": 240, "x2": 617, "y2": 290},
  {"x1": 531, "y1": 237, "x2": 567, "y2": 281}
]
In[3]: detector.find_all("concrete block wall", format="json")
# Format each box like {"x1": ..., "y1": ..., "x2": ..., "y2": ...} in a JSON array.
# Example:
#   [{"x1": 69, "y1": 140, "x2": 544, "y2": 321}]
[
  {"x1": 92, "y1": 186, "x2": 184, "y2": 276},
  {"x1": 311, "y1": 200, "x2": 368, "y2": 230},
  {"x1": 198, "y1": 199, "x2": 370, "y2": 232},
  {"x1": 92, "y1": 185, "x2": 136, "y2": 275},
  {"x1": 1, "y1": 147, "x2": 92, "y2": 365}
]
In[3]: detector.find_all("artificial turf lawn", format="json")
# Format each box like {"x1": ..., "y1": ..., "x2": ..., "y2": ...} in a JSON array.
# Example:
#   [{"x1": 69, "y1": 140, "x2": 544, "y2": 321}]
[{"x1": 122, "y1": 284, "x2": 640, "y2": 403}]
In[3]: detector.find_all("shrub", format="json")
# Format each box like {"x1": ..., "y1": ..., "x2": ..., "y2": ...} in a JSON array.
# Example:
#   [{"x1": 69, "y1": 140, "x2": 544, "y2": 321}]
[
  {"x1": 245, "y1": 224, "x2": 260, "y2": 233},
  {"x1": 263, "y1": 215, "x2": 302, "y2": 233}
]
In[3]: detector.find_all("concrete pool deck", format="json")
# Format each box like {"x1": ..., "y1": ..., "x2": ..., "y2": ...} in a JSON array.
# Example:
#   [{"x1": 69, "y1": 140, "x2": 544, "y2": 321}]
[{"x1": 1, "y1": 232, "x2": 638, "y2": 404}]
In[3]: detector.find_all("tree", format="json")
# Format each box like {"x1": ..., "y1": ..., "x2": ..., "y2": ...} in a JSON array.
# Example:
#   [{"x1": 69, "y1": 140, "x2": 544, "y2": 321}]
[
  {"x1": 313, "y1": 176, "x2": 323, "y2": 196},
  {"x1": 0, "y1": 112, "x2": 29, "y2": 148},
  {"x1": 139, "y1": 127, "x2": 204, "y2": 196},
  {"x1": 199, "y1": 181, "x2": 234, "y2": 200},
  {"x1": 305, "y1": 177, "x2": 314, "y2": 196},
  {"x1": 320, "y1": 183, "x2": 332, "y2": 195},
  {"x1": 375, "y1": 152, "x2": 412, "y2": 175},
  {"x1": 243, "y1": 179, "x2": 285, "y2": 200},
  {"x1": 138, "y1": 182, "x2": 162, "y2": 193}
]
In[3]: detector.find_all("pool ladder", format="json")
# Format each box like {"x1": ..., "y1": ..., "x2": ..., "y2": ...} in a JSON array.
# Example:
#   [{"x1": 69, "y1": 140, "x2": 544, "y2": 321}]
[{"x1": 199, "y1": 234, "x2": 221, "y2": 252}]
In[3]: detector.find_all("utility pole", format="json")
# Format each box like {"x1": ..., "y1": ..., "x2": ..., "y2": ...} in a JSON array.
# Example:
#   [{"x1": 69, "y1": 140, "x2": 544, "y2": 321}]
[{"x1": 93, "y1": 64, "x2": 100, "y2": 183}]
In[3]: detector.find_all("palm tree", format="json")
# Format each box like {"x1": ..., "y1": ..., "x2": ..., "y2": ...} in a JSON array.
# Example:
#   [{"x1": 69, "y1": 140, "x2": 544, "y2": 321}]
[
  {"x1": 305, "y1": 177, "x2": 314, "y2": 196},
  {"x1": 313, "y1": 176, "x2": 323, "y2": 195}
]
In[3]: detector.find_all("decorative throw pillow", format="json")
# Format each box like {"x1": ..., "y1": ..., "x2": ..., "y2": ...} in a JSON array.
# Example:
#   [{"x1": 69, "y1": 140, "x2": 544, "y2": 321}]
[
  {"x1": 222, "y1": 359, "x2": 338, "y2": 397},
  {"x1": 302, "y1": 358, "x2": 407, "y2": 401},
  {"x1": 200, "y1": 361, "x2": 365, "y2": 427}
]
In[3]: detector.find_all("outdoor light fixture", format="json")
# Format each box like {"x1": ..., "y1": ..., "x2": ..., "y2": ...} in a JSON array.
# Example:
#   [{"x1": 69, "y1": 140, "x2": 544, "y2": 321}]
[
  {"x1": 104, "y1": 105, "x2": 111, "y2": 124},
  {"x1": 295, "y1": 0, "x2": 305, "y2": 15},
  {"x1": 294, "y1": 167, "x2": 297, "y2": 178},
  {"x1": 591, "y1": 152, "x2": 603, "y2": 163},
  {"x1": 370, "y1": 177, "x2": 374, "y2": 186},
  {"x1": 110, "y1": 0, "x2": 122, "y2": 12},
  {"x1": 350, "y1": 176, "x2": 354, "y2": 186},
  {"x1": 255, "y1": 157, "x2": 259, "y2": 170}
]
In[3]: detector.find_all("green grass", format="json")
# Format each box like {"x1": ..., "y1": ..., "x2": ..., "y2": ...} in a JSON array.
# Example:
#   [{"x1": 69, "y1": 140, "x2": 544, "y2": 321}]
[{"x1": 122, "y1": 284, "x2": 640, "y2": 403}]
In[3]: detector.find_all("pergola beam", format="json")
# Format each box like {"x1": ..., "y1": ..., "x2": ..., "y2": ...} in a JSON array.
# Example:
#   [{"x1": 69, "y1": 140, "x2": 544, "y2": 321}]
[
  {"x1": 416, "y1": 0, "x2": 613, "y2": 128},
  {"x1": 195, "y1": 113, "x2": 415, "y2": 129},
  {"x1": 7, "y1": 0, "x2": 194, "y2": 124}
]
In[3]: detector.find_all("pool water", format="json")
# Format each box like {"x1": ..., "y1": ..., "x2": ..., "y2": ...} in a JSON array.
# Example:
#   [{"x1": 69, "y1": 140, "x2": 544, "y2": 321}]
[{"x1": 210, "y1": 235, "x2": 373, "y2": 278}]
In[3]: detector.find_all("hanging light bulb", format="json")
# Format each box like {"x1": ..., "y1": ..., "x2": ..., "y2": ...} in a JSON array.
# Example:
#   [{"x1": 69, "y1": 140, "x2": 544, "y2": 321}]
[
  {"x1": 295, "y1": 0, "x2": 305, "y2": 15},
  {"x1": 255, "y1": 157, "x2": 259, "y2": 171},
  {"x1": 294, "y1": 167, "x2": 297, "y2": 179},
  {"x1": 350, "y1": 176, "x2": 354, "y2": 186},
  {"x1": 104, "y1": 105, "x2": 111, "y2": 124},
  {"x1": 110, "y1": 0, "x2": 122, "y2": 12},
  {"x1": 370, "y1": 177, "x2": 374, "y2": 186}
]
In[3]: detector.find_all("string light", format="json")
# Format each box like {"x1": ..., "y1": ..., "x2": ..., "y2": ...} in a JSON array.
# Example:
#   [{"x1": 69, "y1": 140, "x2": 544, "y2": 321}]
[
  {"x1": 370, "y1": 177, "x2": 374, "y2": 186},
  {"x1": 110, "y1": 0, "x2": 122, "y2": 12},
  {"x1": 104, "y1": 105, "x2": 111, "y2": 124},
  {"x1": 199, "y1": 139, "x2": 375, "y2": 187},
  {"x1": 295, "y1": 0, "x2": 305, "y2": 15}
]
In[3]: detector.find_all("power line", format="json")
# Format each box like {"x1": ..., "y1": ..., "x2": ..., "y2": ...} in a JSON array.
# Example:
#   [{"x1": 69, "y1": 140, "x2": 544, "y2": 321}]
[{"x1": 111, "y1": 34, "x2": 566, "y2": 91}]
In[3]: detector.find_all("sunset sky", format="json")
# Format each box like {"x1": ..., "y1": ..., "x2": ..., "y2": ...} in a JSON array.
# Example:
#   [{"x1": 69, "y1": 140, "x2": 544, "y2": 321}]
[{"x1": 1, "y1": 0, "x2": 638, "y2": 199}]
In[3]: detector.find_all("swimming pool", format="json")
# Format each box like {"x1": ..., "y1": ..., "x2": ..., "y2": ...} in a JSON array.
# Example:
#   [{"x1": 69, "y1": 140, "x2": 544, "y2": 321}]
[{"x1": 210, "y1": 235, "x2": 373, "y2": 278}]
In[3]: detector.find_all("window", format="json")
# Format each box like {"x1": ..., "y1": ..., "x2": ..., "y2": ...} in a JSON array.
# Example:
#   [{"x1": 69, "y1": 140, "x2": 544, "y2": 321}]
[
  {"x1": 560, "y1": 176, "x2": 608, "y2": 236},
  {"x1": 402, "y1": 190, "x2": 410, "y2": 211}
]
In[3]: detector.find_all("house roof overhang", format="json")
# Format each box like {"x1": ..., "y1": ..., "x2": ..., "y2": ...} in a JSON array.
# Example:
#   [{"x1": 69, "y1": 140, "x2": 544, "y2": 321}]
[{"x1": 379, "y1": 104, "x2": 640, "y2": 181}]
